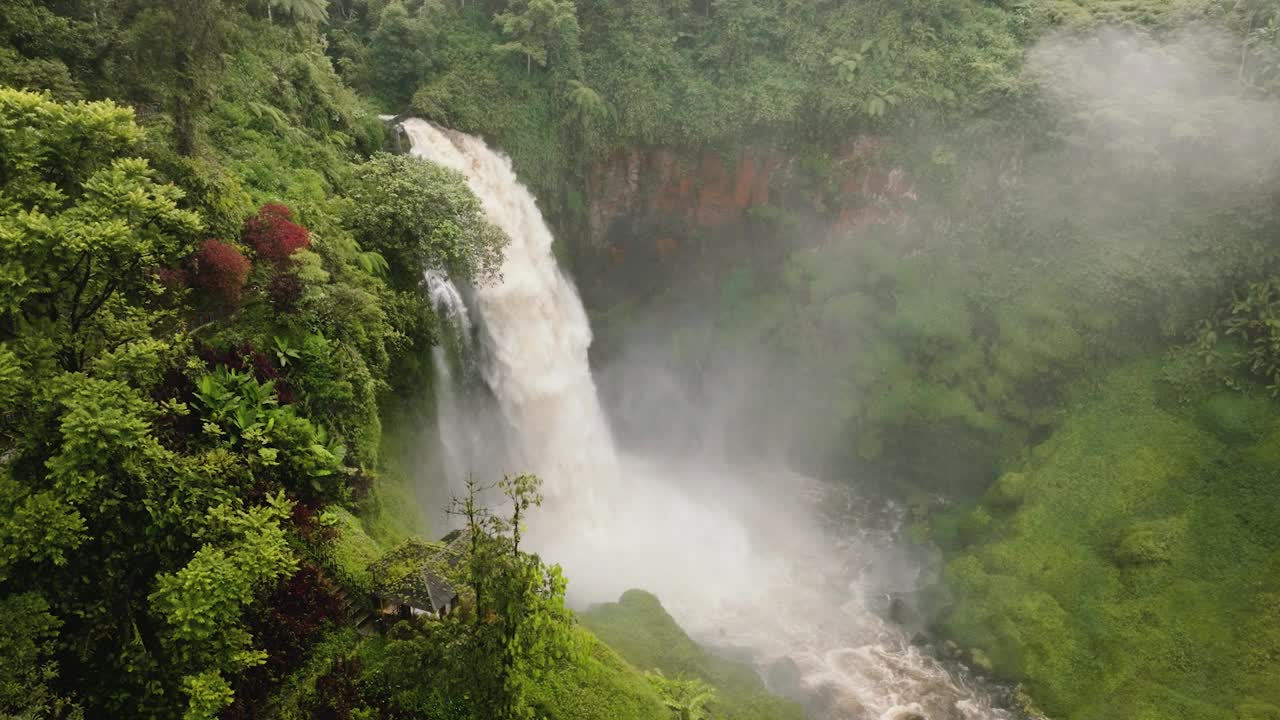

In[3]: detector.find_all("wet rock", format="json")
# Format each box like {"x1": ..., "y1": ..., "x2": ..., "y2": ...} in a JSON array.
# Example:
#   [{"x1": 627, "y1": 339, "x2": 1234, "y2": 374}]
[
  {"x1": 969, "y1": 648, "x2": 994, "y2": 673},
  {"x1": 585, "y1": 139, "x2": 916, "y2": 249},
  {"x1": 763, "y1": 656, "x2": 805, "y2": 701}
]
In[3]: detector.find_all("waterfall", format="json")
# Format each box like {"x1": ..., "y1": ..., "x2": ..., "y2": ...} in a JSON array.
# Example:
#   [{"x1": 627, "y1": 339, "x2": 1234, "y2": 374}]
[
  {"x1": 401, "y1": 119, "x2": 1014, "y2": 720},
  {"x1": 403, "y1": 120, "x2": 617, "y2": 510},
  {"x1": 423, "y1": 269, "x2": 475, "y2": 488}
]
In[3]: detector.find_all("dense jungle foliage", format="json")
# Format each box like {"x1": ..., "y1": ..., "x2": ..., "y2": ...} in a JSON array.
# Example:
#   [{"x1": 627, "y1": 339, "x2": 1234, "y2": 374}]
[{"x1": 4, "y1": 0, "x2": 1280, "y2": 719}]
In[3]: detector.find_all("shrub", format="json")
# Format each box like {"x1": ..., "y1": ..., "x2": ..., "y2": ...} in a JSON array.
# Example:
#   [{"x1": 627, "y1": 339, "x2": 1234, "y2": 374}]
[
  {"x1": 260, "y1": 563, "x2": 345, "y2": 675},
  {"x1": 192, "y1": 239, "x2": 252, "y2": 304},
  {"x1": 243, "y1": 203, "x2": 311, "y2": 263},
  {"x1": 155, "y1": 266, "x2": 188, "y2": 291},
  {"x1": 268, "y1": 272, "x2": 305, "y2": 313}
]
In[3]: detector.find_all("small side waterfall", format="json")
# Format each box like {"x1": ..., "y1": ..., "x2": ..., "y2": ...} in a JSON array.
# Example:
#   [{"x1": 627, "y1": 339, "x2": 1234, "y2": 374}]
[
  {"x1": 423, "y1": 269, "x2": 475, "y2": 488},
  {"x1": 401, "y1": 118, "x2": 1014, "y2": 720},
  {"x1": 424, "y1": 269, "x2": 472, "y2": 341}
]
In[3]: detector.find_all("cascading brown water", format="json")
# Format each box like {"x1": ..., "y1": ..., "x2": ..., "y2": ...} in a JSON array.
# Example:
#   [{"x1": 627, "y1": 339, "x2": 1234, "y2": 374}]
[{"x1": 402, "y1": 119, "x2": 1014, "y2": 720}]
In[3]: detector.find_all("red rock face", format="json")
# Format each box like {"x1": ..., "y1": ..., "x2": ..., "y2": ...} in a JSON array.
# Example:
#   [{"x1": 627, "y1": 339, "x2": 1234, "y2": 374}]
[
  {"x1": 588, "y1": 147, "x2": 782, "y2": 242},
  {"x1": 586, "y1": 138, "x2": 915, "y2": 258}
]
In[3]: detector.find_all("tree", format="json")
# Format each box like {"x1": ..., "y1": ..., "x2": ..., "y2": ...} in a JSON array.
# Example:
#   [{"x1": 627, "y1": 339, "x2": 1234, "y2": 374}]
[
  {"x1": 363, "y1": 0, "x2": 438, "y2": 107},
  {"x1": 563, "y1": 79, "x2": 609, "y2": 133},
  {"x1": 142, "y1": 0, "x2": 240, "y2": 155},
  {"x1": 346, "y1": 152, "x2": 507, "y2": 289},
  {"x1": 264, "y1": 0, "x2": 329, "y2": 24},
  {"x1": 0, "y1": 0, "x2": 92, "y2": 100},
  {"x1": 0, "y1": 88, "x2": 202, "y2": 369},
  {"x1": 150, "y1": 495, "x2": 297, "y2": 720},
  {"x1": 493, "y1": 0, "x2": 581, "y2": 74},
  {"x1": 644, "y1": 670, "x2": 716, "y2": 720},
  {"x1": 0, "y1": 593, "x2": 82, "y2": 719},
  {"x1": 0, "y1": 370, "x2": 195, "y2": 715},
  {"x1": 428, "y1": 474, "x2": 582, "y2": 719}
]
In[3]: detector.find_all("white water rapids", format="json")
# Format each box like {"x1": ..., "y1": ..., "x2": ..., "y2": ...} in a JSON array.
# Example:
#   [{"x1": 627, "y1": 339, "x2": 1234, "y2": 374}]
[{"x1": 402, "y1": 118, "x2": 1014, "y2": 720}]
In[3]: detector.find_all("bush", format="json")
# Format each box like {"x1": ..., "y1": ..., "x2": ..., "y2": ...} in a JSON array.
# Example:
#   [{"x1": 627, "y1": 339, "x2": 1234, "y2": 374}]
[
  {"x1": 243, "y1": 203, "x2": 312, "y2": 263},
  {"x1": 192, "y1": 239, "x2": 253, "y2": 304},
  {"x1": 345, "y1": 152, "x2": 507, "y2": 288},
  {"x1": 268, "y1": 271, "x2": 305, "y2": 313}
]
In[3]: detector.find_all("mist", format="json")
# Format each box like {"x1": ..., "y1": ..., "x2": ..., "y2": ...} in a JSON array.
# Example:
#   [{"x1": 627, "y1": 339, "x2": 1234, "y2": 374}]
[
  {"x1": 1029, "y1": 26, "x2": 1280, "y2": 181},
  {"x1": 404, "y1": 117, "x2": 1011, "y2": 719},
  {"x1": 403, "y1": 21, "x2": 1280, "y2": 720}
]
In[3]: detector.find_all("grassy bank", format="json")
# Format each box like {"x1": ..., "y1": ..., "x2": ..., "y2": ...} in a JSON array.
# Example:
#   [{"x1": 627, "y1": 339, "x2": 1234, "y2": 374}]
[{"x1": 936, "y1": 360, "x2": 1280, "y2": 719}]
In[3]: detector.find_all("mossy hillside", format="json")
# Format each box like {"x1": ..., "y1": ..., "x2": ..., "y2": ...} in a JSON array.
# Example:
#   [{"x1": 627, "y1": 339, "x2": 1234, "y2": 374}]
[
  {"x1": 581, "y1": 590, "x2": 804, "y2": 720},
  {"x1": 325, "y1": 507, "x2": 384, "y2": 592},
  {"x1": 354, "y1": 393, "x2": 439, "y2": 549},
  {"x1": 525, "y1": 627, "x2": 671, "y2": 720},
  {"x1": 938, "y1": 360, "x2": 1280, "y2": 719}
]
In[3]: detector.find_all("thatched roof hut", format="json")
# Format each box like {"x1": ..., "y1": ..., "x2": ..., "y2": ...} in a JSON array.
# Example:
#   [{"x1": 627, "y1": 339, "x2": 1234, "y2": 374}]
[{"x1": 368, "y1": 537, "x2": 462, "y2": 620}]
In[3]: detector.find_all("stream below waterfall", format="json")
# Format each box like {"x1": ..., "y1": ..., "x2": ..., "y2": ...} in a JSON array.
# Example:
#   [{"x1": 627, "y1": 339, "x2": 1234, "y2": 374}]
[{"x1": 401, "y1": 118, "x2": 1020, "y2": 720}]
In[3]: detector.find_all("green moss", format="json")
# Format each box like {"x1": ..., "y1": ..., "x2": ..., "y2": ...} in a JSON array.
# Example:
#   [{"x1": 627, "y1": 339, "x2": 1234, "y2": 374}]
[
  {"x1": 366, "y1": 536, "x2": 461, "y2": 603},
  {"x1": 581, "y1": 590, "x2": 803, "y2": 720},
  {"x1": 1196, "y1": 392, "x2": 1275, "y2": 444},
  {"x1": 326, "y1": 507, "x2": 382, "y2": 592},
  {"x1": 985, "y1": 471, "x2": 1028, "y2": 511},
  {"x1": 1237, "y1": 702, "x2": 1280, "y2": 720},
  {"x1": 1112, "y1": 517, "x2": 1186, "y2": 566},
  {"x1": 355, "y1": 393, "x2": 434, "y2": 549},
  {"x1": 938, "y1": 360, "x2": 1280, "y2": 719},
  {"x1": 526, "y1": 627, "x2": 670, "y2": 720}
]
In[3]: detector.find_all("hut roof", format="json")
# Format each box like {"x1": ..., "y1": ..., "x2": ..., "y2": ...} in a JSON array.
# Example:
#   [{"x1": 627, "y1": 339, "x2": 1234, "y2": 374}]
[
  {"x1": 384, "y1": 568, "x2": 457, "y2": 614},
  {"x1": 368, "y1": 536, "x2": 463, "y2": 613},
  {"x1": 439, "y1": 528, "x2": 472, "y2": 567}
]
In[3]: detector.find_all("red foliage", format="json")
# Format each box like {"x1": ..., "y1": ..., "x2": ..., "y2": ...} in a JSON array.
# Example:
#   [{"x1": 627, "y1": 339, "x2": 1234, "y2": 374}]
[
  {"x1": 197, "y1": 343, "x2": 282, "y2": 381},
  {"x1": 243, "y1": 203, "x2": 311, "y2": 263},
  {"x1": 313, "y1": 657, "x2": 365, "y2": 720},
  {"x1": 275, "y1": 380, "x2": 295, "y2": 405},
  {"x1": 269, "y1": 563, "x2": 344, "y2": 647},
  {"x1": 249, "y1": 350, "x2": 281, "y2": 383},
  {"x1": 256, "y1": 563, "x2": 344, "y2": 676},
  {"x1": 267, "y1": 271, "x2": 304, "y2": 313},
  {"x1": 291, "y1": 501, "x2": 338, "y2": 545},
  {"x1": 192, "y1": 239, "x2": 251, "y2": 304},
  {"x1": 154, "y1": 266, "x2": 188, "y2": 290},
  {"x1": 226, "y1": 563, "x2": 348, "y2": 719}
]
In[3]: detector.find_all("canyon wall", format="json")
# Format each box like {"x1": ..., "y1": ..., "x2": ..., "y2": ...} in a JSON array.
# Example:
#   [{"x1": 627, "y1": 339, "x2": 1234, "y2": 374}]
[{"x1": 584, "y1": 138, "x2": 919, "y2": 264}]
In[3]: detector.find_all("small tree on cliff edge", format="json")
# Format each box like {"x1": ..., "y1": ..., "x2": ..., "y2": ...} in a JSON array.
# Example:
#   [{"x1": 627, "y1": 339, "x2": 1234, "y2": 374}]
[{"x1": 449, "y1": 474, "x2": 580, "y2": 719}]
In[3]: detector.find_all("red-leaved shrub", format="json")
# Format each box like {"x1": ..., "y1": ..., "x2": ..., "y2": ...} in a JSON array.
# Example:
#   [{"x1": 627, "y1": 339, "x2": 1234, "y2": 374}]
[
  {"x1": 225, "y1": 563, "x2": 347, "y2": 719},
  {"x1": 154, "y1": 266, "x2": 187, "y2": 291},
  {"x1": 267, "y1": 271, "x2": 304, "y2": 313},
  {"x1": 243, "y1": 203, "x2": 311, "y2": 262},
  {"x1": 313, "y1": 657, "x2": 365, "y2": 720},
  {"x1": 191, "y1": 239, "x2": 251, "y2": 304},
  {"x1": 292, "y1": 501, "x2": 338, "y2": 545}
]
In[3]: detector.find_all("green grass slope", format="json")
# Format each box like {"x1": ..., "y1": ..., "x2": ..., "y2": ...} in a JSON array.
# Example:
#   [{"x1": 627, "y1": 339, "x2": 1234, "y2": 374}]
[
  {"x1": 527, "y1": 627, "x2": 671, "y2": 720},
  {"x1": 581, "y1": 590, "x2": 803, "y2": 720},
  {"x1": 937, "y1": 361, "x2": 1280, "y2": 719}
]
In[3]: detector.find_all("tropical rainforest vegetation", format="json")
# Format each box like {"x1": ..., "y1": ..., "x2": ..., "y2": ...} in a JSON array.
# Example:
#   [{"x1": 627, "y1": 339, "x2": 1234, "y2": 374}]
[{"x1": 3, "y1": 0, "x2": 1280, "y2": 719}]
